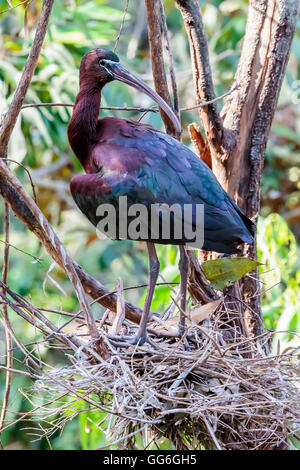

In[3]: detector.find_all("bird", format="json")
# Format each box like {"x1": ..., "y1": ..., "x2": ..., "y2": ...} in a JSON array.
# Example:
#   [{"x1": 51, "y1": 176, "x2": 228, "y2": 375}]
[{"x1": 67, "y1": 48, "x2": 255, "y2": 347}]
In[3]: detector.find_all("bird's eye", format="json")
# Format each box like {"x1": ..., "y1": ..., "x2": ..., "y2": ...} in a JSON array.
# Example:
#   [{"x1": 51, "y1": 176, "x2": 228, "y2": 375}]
[{"x1": 99, "y1": 59, "x2": 106, "y2": 66}]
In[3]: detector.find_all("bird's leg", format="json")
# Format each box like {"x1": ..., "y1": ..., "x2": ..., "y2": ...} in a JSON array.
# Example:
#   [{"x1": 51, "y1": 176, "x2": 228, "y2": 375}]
[
  {"x1": 108, "y1": 242, "x2": 159, "y2": 348},
  {"x1": 178, "y1": 245, "x2": 190, "y2": 337},
  {"x1": 133, "y1": 242, "x2": 160, "y2": 344}
]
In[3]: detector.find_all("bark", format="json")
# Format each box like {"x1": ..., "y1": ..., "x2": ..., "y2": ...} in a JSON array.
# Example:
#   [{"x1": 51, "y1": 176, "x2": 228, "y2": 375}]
[
  {"x1": 176, "y1": 0, "x2": 299, "y2": 338},
  {"x1": 219, "y1": 0, "x2": 299, "y2": 336}
]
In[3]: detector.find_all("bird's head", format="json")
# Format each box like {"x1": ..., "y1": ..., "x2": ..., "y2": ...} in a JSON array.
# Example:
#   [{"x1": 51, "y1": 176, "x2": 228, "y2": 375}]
[{"x1": 80, "y1": 48, "x2": 181, "y2": 134}]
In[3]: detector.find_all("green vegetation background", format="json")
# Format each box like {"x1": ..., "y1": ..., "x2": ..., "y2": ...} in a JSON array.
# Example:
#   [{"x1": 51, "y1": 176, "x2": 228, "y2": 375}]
[{"x1": 0, "y1": 0, "x2": 299, "y2": 450}]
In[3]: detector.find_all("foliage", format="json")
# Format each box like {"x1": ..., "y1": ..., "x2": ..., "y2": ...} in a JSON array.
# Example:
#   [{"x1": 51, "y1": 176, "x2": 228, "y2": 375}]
[
  {"x1": 258, "y1": 214, "x2": 300, "y2": 348},
  {"x1": 202, "y1": 257, "x2": 259, "y2": 290}
]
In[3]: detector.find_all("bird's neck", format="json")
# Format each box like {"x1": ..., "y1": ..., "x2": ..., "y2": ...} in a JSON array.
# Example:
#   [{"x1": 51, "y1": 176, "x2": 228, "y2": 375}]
[{"x1": 68, "y1": 81, "x2": 102, "y2": 168}]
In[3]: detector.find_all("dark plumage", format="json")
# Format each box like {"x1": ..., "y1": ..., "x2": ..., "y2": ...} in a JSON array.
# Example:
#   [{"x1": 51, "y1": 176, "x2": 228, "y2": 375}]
[{"x1": 67, "y1": 48, "x2": 255, "y2": 347}]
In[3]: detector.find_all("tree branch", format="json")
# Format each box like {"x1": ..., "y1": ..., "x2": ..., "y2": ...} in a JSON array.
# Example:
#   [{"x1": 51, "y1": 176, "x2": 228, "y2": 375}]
[
  {"x1": 220, "y1": 0, "x2": 299, "y2": 213},
  {"x1": 0, "y1": 0, "x2": 103, "y2": 343},
  {"x1": 158, "y1": 0, "x2": 179, "y2": 114},
  {"x1": 0, "y1": 204, "x2": 12, "y2": 431},
  {"x1": 0, "y1": 160, "x2": 143, "y2": 325},
  {"x1": 0, "y1": 0, "x2": 54, "y2": 153}
]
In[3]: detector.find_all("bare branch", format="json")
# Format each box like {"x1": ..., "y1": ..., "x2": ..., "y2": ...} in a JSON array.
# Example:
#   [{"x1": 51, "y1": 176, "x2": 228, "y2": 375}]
[
  {"x1": 0, "y1": 204, "x2": 12, "y2": 431},
  {"x1": 114, "y1": 0, "x2": 130, "y2": 52},
  {"x1": 110, "y1": 278, "x2": 125, "y2": 335},
  {"x1": 175, "y1": 0, "x2": 227, "y2": 153},
  {"x1": 0, "y1": 0, "x2": 33, "y2": 15},
  {"x1": 0, "y1": 285, "x2": 81, "y2": 351},
  {"x1": 180, "y1": 83, "x2": 239, "y2": 112},
  {"x1": 145, "y1": 0, "x2": 181, "y2": 138}
]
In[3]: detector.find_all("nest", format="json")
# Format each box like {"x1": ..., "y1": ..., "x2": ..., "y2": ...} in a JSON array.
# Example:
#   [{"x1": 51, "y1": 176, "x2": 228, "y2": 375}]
[{"x1": 21, "y1": 299, "x2": 300, "y2": 450}]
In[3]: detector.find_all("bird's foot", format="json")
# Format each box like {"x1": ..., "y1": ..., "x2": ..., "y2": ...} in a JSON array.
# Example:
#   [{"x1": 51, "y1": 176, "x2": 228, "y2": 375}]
[{"x1": 107, "y1": 333, "x2": 157, "y2": 350}]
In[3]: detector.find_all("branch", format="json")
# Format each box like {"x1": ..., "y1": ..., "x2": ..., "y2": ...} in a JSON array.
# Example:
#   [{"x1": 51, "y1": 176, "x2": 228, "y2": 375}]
[
  {"x1": 0, "y1": 0, "x2": 32, "y2": 15},
  {"x1": 0, "y1": 283, "x2": 82, "y2": 351},
  {"x1": 188, "y1": 123, "x2": 211, "y2": 169},
  {"x1": 114, "y1": 0, "x2": 130, "y2": 52},
  {"x1": 220, "y1": 0, "x2": 300, "y2": 213},
  {"x1": 158, "y1": 0, "x2": 179, "y2": 114},
  {"x1": 212, "y1": 0, "x2": 299, "y2": 337},
  {"x1": 0, "y1": 0, "x2": 54, "y2": 153},
  {"x1": 175, "y1": 0, "x2": 232, "y2": 157},
  {"x1": 180, "y1": 83, "x2": 239, "y2": 112},
  {"x1": 145, "y1": 0, "x2": 181, "y2": 138}
]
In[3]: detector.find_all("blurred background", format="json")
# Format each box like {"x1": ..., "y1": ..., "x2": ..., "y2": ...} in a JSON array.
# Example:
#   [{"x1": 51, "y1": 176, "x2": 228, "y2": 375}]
[{"x1": 0, "y1": 0, "x2": 299, "y2": 450}]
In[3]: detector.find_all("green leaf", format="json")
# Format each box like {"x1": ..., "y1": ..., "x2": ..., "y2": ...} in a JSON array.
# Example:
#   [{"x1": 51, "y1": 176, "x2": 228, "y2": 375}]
[{"x1": 202, "y1": 257, "x2": 260, "y2": 290}]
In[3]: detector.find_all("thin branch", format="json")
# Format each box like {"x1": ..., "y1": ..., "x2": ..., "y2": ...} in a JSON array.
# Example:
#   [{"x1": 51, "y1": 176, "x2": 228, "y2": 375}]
[
  {"x1": 114, "y1": 0, "x2": 130, "y2": 53},
  {"x1": 5, "y1": 158, "x2": 37, "y2": 203},
  {"x1": 0, "y1": 284, "x2": 82, "y2": 351},
  {"x1": 21, "y1": 103, "x2": 159, "y2": 113},
  {"x1": 0, "y1": 239, "x2": 42, "y2": 263},
  {"x1": 0, "y1": 366, "x2": 36, "y2": 378},
  {"x1": 0, "y1": 0, "x2": 102, "y2": 344},
  {"x1": 0, "y1": 160, "x2": 143, "y2": 325},
  {"x1": 97, "y1": 425, "x2": 146, "y2": 450},
  {"x1": 110, "y1": 278, "x2": 125, "y2": 335},
  {"x1": 0, "y1": 0, "x2": 55, "y2": 153}
]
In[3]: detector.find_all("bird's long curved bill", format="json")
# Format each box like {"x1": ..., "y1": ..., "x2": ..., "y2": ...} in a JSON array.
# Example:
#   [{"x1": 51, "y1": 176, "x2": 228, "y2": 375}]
[{"x1": 113, "y1": 63, "x2": 181, "y2": 135}]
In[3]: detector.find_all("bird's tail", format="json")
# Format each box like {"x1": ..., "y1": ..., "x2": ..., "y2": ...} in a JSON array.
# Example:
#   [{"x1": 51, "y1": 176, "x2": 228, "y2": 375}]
[{"x1": 228, "y1": 198, "x2": 256, "y2": 243}]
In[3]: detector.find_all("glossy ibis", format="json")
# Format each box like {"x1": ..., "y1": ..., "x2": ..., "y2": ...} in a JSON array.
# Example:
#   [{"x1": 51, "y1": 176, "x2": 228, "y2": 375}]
[{"x1": 67, "y1": 48, "x2": 255, "y2": 347}]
